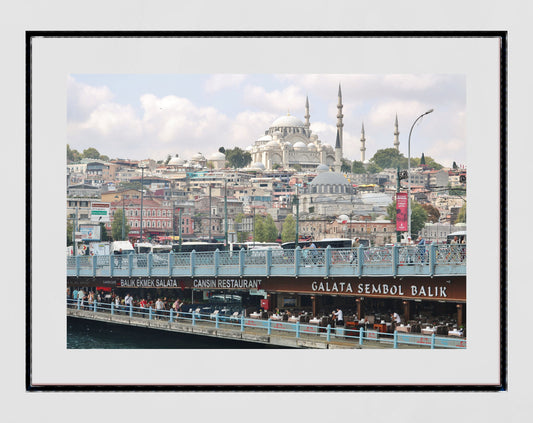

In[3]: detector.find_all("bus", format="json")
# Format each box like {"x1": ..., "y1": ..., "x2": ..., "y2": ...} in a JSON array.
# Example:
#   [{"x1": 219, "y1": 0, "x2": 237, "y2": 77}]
[
  {"x1": 281, "y1": 238, "x2": 354, "y2": 250},
  {"x1": 135, "y1": 242, "x2": 172, "y2": 254},
  {"x1": 171, "y1": 242, "x2": 225, "y2": 253},
  {"x1": 446, "y1": 231, "x2": 466, "y2": 244}
]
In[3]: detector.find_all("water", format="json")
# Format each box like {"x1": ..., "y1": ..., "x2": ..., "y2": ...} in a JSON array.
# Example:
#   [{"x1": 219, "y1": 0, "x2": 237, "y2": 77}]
[{"x1": 67, "y1": 317, "x2": 288, "y2": 349}]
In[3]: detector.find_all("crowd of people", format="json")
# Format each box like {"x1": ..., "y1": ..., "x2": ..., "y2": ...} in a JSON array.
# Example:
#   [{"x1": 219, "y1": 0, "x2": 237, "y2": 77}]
[{"x1": 67, "y1": 289, "x2": 185, "y2": 318}]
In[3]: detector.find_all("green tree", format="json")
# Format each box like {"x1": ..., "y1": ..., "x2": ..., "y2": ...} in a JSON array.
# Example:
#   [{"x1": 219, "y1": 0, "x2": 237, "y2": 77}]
[
  {"x1": 99, "y1": 222, "x2": 110, "y2": 241},
  {"x1": 218, "y1": 146, "x2": 226, "y2": 154},
  {"x1": 262, "y1": 214, "x2": 278, "y2": 242},
  {"x1": 455, "y1": 203, "x2": 466, "y2": 224},
  {"x1": 420, "y1": 153, "x2": 426, "y2": 166},
  {"x1": 452, "y1": 161, "x2": 458, "y2": 170},
  {"x1": 292, "y1": 164, "x2": 302, "y2": 172},
  {"x1": 100, "y1": 155, "x2": 110, "y2": 162},
  {"x1": 83, "y1": 147, "x2": 101, "y2": 159},
  {"x1": 366, "y1": 162, "x2": 382, "y2": 174},
  {"x1": 351, "y1": 160, "x2": 366, "y2": 174},
  {"x1": 225, "y1": 147, "x2": 252, "y2": 168},
  {"x1": 281, "y1": 214, "x2": 296, "y2": 243},
  {"x1": 67, "y1": 144, "x2": 82, "y2": 162},
  {"x1": 386, "y1": 199, "x2": 428, "y2": 237},
  {"x1": 67, "y1": 220, "x2": 73, "y2": 246},
  {"x1": 370, "y1": 148, "x2": 407, "y2": 170},
  {"x1": 421, "y1": 155, "x2": 443, "y2": 170},
  {"x1": 341, "y1": 159, "x2": 352, "y2": 173},
  {"x1": 165, "y1": 154, "x2": 172, "y2": 165},
  {"x1": 254, "y1": 215, "x2": 266, "y2": 242},
  {"x1": 111, "y1": 209, "x2": 131, "y2": 240}
]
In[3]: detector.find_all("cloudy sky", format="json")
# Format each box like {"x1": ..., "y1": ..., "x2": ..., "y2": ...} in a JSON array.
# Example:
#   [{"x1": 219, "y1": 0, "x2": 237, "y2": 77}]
[{"x1": 67, "y1": 74, "x2": 466, "y2": 168}]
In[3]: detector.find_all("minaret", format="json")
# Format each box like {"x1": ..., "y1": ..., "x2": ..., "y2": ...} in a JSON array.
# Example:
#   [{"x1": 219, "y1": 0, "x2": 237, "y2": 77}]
[
  {"x1": 360, "y1": 122, "x2": 366, "y2": 163},
  {"x1": 336, "y1": 84, "x2": 344, "y2": 151},
  {"x1": 304, "y1": 95, "x2": 311, "y2": 135},
  {"x1": 394, "y1": 114, "x2": 400, "y2": 151},
  {"x1": 334, "y1": 128, "x2": 342, "y2": 173}
]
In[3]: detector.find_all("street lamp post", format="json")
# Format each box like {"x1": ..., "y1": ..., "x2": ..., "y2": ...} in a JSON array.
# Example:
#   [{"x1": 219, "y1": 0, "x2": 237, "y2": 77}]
[
  {"x1": 407, "y1": 109, "x2": 433, "y2": 240},
  {"x1": 139, "y1": 162, "x2": 147, "y2": 243}
]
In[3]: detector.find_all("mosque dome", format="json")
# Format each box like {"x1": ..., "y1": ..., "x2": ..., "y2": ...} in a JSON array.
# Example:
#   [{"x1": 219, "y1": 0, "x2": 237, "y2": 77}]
[
  {"x1": 293, "y1": 141, "x2": 307, "y2": 150},
  {"x1": 257, "y1": 134, "x2": 272, "y2": 142},
  {"x1": 168, "y1": 156, "x2": 185, "y2": 166},
  {"x1": 316, "y1": 164, "x2": 329, "y2": 173},
  {"x1": 309, "y1": 171, "x2": 350, "y2": 186},
  {"x1": 191, "y1": 152, "x2": 206, "y2": 161},
  {"x1": 338, "y1": 214, "x2": 350, "y2": 222},
  {"x1": 307, "y1": 143, "x2": 317, "y2": 151},
  {"x1": 270, "y1": 114, "x2": 305, "y2": 128},
  {"x1": 266, "y1": 140, "x2": 281, "y2": 149},
  {"x1": 208, "y1": 151, "x2": 226, "y2": 161},
  {"x1": 251, "y1": 162, "x2": 266, "y2": 170}
]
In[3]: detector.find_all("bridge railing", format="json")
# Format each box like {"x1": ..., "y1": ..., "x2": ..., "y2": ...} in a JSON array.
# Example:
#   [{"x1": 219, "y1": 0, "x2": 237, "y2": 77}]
[
  {"x1": 67, "y1": 298, "x2": 466, "y2": 349},
  {"x1": 66, "y1": 244, "x2": 466, "y2": 278}
]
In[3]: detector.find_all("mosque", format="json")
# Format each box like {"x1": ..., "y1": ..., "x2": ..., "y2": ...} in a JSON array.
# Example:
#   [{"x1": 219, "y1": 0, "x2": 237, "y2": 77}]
[{"x1": 248, "y1": 85, "x2": 345, "y2": 172}]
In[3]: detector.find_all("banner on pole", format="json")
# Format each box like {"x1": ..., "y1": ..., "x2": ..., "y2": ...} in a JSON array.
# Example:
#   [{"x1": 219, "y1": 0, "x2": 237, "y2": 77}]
[{"x1": 396, "y1": 192, "x2": 408, "y2": 232}]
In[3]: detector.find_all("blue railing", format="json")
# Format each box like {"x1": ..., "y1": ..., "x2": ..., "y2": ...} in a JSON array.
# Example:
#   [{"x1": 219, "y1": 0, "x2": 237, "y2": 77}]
[
  {"x1": 67, "y1": 244, "x2": 466, "y2": 278},
  {"x1": 67, "y1": 298, "x2": 466, "y2": 349}
]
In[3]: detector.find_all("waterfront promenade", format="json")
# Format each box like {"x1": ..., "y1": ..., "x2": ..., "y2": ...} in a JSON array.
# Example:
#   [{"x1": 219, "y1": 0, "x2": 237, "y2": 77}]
[{"x1": 67, "y1": 300, "x2": 466, "y2": 349}]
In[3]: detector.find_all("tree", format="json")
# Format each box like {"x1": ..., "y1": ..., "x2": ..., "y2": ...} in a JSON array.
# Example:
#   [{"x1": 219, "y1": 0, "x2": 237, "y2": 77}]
[
  {"x1": 455, "y1": 203, "x2": 466, "y2": 224},
  {"x1": 386, "y1": 199, "x2": 428, "y2": 237},
  {"x1": 99, "y1": 155, "x2": 110, "y2": 162},
  {"x1": 421, "y1": 155, "x2": 443, "y2": 170},
  {"x1": 420, "y1": 153, "x2": 426, "y2": 166},
  {"x1": 351, "y1": 160, "x2": 366, "y2": 174},
  {"x1": 67, "y1": 144, "x2": 82, "y2": 162},
  {"x1": 341, "y1": 159, "x2": 352, "y2": 173},
  {"x1": 99, "y1": 223, "x2": 110, "y2": 241},
  {"x1": 421, "y1": 204, "x2": 440, "y2": 223},
  {"x1": 218, "y1": 146, "x2": 226, "y2": 154},
  {"x1": 225, "y1": 147, "x2": 252, "y2": 169},
  {"x1": 254, "y1": 215, "x2": 266, "y2": 242},
  {"x1": 111, "y1": 209, "x2": 131, "y2": 240},
  {"x1": 281, "y1": 214, "x2": 296, "y2": 243},
  {"x1": 452, "y1": 161, "x2": 458, "y2": 170},
  {"x1": 82, "y1": 147, "x2": 101, "y2": 159},
  {"x1": 292, "y1": 164, "x2": 302, "y2": 172},
  {"x1": 67, "y1": 221, "x2": 73, "y2": 246},
  {"x1": 165, "y1": 154, "x2": 172, "y2": 165},
  {"x1": 370, "y1": 148, "x2": 408, "y2": 170},
  {"x1": 263, "y1": 214, "x2": 278, "y2": 242},
  {"x1": 366, "y1": 162, "x2": 382, "y2": 174}
]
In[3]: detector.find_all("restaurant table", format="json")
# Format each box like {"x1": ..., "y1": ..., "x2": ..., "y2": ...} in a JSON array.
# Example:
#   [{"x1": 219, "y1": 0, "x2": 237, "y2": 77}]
[
  {"x1": 249, "y1": 312, "x2": 261, "y2": 319},
  {"x1": 288, "y1": 316, "x2": 299, "y2": 323},
  {"x1": 270, "y1": 315, "x2": 281, "y2": 321},
  {"x1": 309, "y1": 318, "x2": 320, "y2": 325},
  {"x1": 448, "y1": 330, "x2": 462, "y2": 337},
  {"x1": 421, "y1": 327, "x2": 437, "y2": 335},
  {"x1": 396, "y1": 325, "x2": 411, "y2": 333},
  {"x1": 373, "y1": 323, "x2": 388, "y2": 333}
]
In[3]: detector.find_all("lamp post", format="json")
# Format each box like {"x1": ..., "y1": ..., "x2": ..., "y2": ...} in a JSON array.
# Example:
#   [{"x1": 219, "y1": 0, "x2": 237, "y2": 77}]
[
  {"x1": 407, "y1": 109, "x2": 433, "y2": 240},
  {"x1": 139, "y1": 162, "x2": 147, "y2": 243}
]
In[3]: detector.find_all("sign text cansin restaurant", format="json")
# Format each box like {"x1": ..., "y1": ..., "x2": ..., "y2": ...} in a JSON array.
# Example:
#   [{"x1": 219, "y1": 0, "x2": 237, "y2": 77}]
[{"x1": 71, "y1": 275, "x2": 465, "y2": 302}]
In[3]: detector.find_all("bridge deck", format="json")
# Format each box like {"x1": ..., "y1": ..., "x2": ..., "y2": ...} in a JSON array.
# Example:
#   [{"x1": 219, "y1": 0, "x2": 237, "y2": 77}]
[{"x1": 67, "y1": 245, "x2": 466, "y2": 278}]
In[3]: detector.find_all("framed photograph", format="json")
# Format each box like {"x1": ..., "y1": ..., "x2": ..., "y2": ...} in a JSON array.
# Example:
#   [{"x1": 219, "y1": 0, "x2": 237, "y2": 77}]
[{"x1": 28, "y1": 31, "x2": 505, "y2": 390}]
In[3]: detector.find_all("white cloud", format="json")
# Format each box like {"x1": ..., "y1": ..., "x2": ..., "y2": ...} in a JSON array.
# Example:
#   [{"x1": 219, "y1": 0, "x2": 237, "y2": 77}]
[
  {"x1": 204, "y1": 74, "x2": 247, "y2": 93},
  {"x1": 242, "y1": 84, "x2": 305, "y2": 115},
  {"x1": 67, "y1": 75, "x2": 115, "y2": 122}
]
